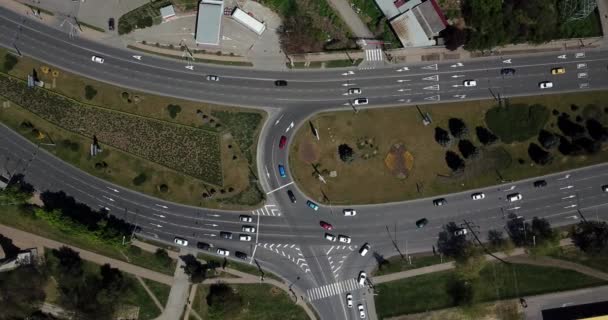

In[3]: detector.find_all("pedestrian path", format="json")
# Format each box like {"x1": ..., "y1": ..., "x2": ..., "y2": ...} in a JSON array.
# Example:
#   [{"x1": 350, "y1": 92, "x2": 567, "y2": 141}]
[
  {"x1": 365, "y1": 48, "x2": 384, "y2": 62},
  {"x1": 307, "y1": 278, "x2": 365, "y2": 301},
  {"x1": 251, "y1": 204, "x2": 281, "y2": 217}
]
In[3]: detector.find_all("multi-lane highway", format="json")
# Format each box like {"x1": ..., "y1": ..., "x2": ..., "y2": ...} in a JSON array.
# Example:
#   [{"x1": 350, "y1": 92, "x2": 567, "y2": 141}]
[{"x1": 2, "y1": 5, "x2": 608, "y2": 319}]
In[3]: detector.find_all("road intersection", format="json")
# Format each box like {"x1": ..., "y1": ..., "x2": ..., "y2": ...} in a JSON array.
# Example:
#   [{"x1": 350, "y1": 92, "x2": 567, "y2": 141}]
[{"x1": 2, "y1": 5, "x2": 608, "y2": 319}]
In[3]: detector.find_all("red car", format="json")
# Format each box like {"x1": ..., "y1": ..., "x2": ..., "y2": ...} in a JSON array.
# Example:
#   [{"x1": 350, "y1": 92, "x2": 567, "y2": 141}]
[
  {"x1": 279, "y1": 136, "x2": 287, "y2": 149},
  {"x1": 320, "y1": 221, "x2": 333, "y2": 230}
]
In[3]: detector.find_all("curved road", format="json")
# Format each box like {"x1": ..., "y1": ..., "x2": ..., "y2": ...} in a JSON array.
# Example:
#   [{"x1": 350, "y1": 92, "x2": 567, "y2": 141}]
[{"x1": 2, "y1": 6, "x2": 608, "y2": 319}]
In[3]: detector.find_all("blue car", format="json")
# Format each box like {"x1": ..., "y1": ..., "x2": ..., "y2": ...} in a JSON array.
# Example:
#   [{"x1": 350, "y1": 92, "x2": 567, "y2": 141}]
[
  {"x1": 278, "y1": 165, "x2": 286, "y2": 178},
  {"x1": 306, "y1": 200, "x2": 319, "y2": 211}
]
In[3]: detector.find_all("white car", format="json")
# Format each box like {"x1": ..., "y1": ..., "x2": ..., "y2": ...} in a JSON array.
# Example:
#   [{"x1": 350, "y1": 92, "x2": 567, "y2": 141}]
[
  {"x1": 471, "y1": 192, "x2": 485, "y2": 200},
  {"x1": 216, "y1": 248, "x2": 230, "y2": 256},
  {"x1": 602, "y1": 185, "x2": 608, "y2": 192},
  {"x1": 358, "y1": 304, "x2": 366, "y2": 319},
  {"x1": 353, "y1": 98, "x2": 369, "y2": 105},
  {"x1": 463, "y1": 80, "x2": 477, "y2": 87},
  {"x1": 348, "y1": 88, "x2": 361, "y2": 95},
  {"x1": 507, "y1": 193, "x2": 523, "y2": 202},
  {"x1": 358, "y1": 271, "x2": 367, "y2": 285},
  {"x1": 338, "y1": 235, "x2": 351, "y2": 244},
  {"x1": 346, "y1": 293, "x2": 353, "y2": 308},
  {"x1": 91, "y1": 55, "x2": 104, "y2": 64},
  {"x1": 343, "y1": 209, "x2": 357, "y2": 216},
  {"x1": 242, "y1": 226, "x2": 256, "y2": 233},
  {"x1": 324, "y1": 233, "x2": 337, "y2": 242},
  {"x1": 239, "y1": 234, "x2": 252, "y2": 242},
  {"x1": 174, "y1": 237, "x2": 188, "y2": 246},
  {"x1": 359, "y1": 243, "x2": 370, "y2": 256},
  {"x1": 454, "y1": 228, "x2": 468, "y2": 236},
  {"x1": 206, "y1": 75, "x2": 219, "y2": 81},
  {"x1": 539, "y1": 81, "x2": 553, "y2": 89},
  {"x1": 239, "y1": 215, "x2": 253, "y2": 223}
]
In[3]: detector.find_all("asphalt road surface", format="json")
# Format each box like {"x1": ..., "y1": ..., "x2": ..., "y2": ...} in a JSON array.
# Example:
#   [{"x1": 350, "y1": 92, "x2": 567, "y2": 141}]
[{"x1": 2, "y1": 6, "x2": 608, "y2": 320}]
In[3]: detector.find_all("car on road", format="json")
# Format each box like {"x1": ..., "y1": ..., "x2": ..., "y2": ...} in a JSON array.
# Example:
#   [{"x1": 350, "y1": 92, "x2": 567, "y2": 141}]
[
  {"x1": 471, "y1": 192, "x2": 485, "y2": 200},
  {"x1": 353, "y1": 98, "x2": 368, "y2": 105},
  {"x1": 346, "y1": 293, "x2": 353, "y2": 308},
  {"x1": 275, "y1": 80, "x2": 288, "y2": 86},
  {"x1": 507, "y1": 193, "x2": 523, "y2": 202},
  {"x1": 359, "y1": 243, "x2": 370, "y2": 256},
  {"x1": 287, "y1": 190, "x2": 297, "y2": 203},
  {"x1": 416, "y1": 218, "x2": 428, "y2": 228},
  {"x1": 324, "y1": 233, "x2": 337, "y2": 242},
  {"x1": 348, "y1": 88, "x2": 361, "y2": 95},
  {"x1": 343, "y1": 209, "x2": 357, "y2": 216},
  {"x1": 91, "y1": 56, "x2": 104, "y2": 64},
  {"x1": 454, "y1": 228, "x2": 468, "y2": 236},
  {"x1": 242, "y1": 225, "x2": 256, "y2": 233},
  {"x1": 320, "y1": 221, "x2": 333, "y2": 230},
  {"x1": 307, "y1": 200, "x2": 319, "y2": 211},
  {"x1": 463, "y1": 80, "x2": 477, "y2": 87},
  {"x1": 239, "y1": 215, "x2": 253, "y2": 223},
  {"x1": 174, "y1": 237, "x2": 188, "y2": 246},
  {"x1": 216, "y1": 248, "x2": 230, "y2": 256},
  {"x1": 357, "y1": 271, "x2": 367, "y2": 285},
  {"x1": 239, "y1": 234, "x2": 252, "y2": 241},
  {"x1": 602, "y1": 185, "x2": 608, "y2": 192},
  {"x1": 551, "y1": 67, "x2": 566, "y2": 75},
  {"x1": 206, "y1": 75, "x2": 219, "y2": 81},
  {"x1": 539, "y1": 81, "x2": 553, "y2": 89},
  {"x1": 500, "y1": 68, "x2": 516, "y2": 76},
  {"x1": 108, "y1": 18, "x2": 115, "y2": 31},
  {"x1": 278, "y1": 165, "x2": 287, "y2": 177},
  {"x1": 534, "y1": 180, "x2": 547, "y2": 188},
  {"x1": 235, "y1": 251, "x2": 248, "y2": 259},
  {"x1": 220, "y1": 231, "x2": 233, "y2": 239},
  {"x1": 279, "y1": 136, "x2": 287, "y2": 149},
  {"x1": 197, "y1": 242, "x2": 211, "y2": 250},
  {"x1": 338, "y1": 235, "x2": 351, "y2": 243},
  {"x1": 433, "y1": 198, "x2": 447, "y2": 206},
  {"x1": 358, "y1": 304, "x2": 366, "y2": 319}
]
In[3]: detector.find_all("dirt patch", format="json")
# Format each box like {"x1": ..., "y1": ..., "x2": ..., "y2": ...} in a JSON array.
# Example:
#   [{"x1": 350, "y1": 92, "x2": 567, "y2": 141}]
[
  {"x1": 269, "y1": 286, "x2": 281, "y2": 296},
  {"x1": 384, "y1": 143, "x2": 414, "y2": 179},
  {"x1": 299, "y1": 141, "x2": 320, "y2": 164}
]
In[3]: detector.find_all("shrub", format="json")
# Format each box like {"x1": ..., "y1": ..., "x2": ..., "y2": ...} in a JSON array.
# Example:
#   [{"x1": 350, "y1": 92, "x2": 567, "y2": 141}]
[
  {"x1": 573, "y1": 137, "x2": 601, "y2": 154},
  {"x1": 475, "y1": 126, "x2": 498, "y2": 145},
  {"x1": 132, "y1": 173, "x2": 147, "y2": 186},
  {"x1": 528, "y1": 143, "x2": 552, "y2": 165},
  {"x1": 458, "y1": 140, "x2": 479, "y2": 159},
  {"x1": 586, "y1": 119, "x2": 608, "y2": 142},
  {"x1": 127, "y1": 245, "x2": 142, "y2": 256},
  {"x1": 84, "y1": 85, "x2": 97, "y2": 100},
  {"x1": 167, "y1": 104, "x2": 182, "y2": 119},
  {"x1": 338, "y1": 144, "x2": 354, "y2": 162},
  {"x1": 3, "y1": 54, "x2": 18, "y2": 72},
  {"x1": 448, "y1": 118, "x2": 468, "y2": 139},
  {"x1": 434, "y1": 127, "x2": 451, "y2": 147},
  {"x1": 159, "y1": 184, "x2": 169, "y2": 193},
  {"x1": 558, "y1": 136, "x2": 585, "y2": 156},
  {"x1": 537, "y1": 130, "x2": 559, "y2": 149},
  {"x1": 557, "y1": 114, "x2": 585, "y2": 138},
  {"x1": 445, "y1": 151, "x2": 465, "y2": 172}
]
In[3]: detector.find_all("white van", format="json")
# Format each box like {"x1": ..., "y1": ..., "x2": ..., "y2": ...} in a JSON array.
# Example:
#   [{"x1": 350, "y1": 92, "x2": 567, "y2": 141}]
[{"x1": 507, "y1": 193, "x2": 522, "y2": 202}]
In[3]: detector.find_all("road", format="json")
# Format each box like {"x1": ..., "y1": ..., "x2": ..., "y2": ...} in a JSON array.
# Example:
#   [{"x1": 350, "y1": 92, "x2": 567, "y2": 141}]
[{"x1": 2, "y1": 5, "x2": 608, "y2": 319}]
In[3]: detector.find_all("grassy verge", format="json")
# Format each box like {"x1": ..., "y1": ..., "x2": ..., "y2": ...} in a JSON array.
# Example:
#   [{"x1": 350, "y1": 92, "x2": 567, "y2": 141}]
[
  {"x1": 550, "y1": 245, "x2": 608, "y2": 274},
  {"x1": 375, "y1": 262, "x2": 607, "y2": 318},
  {"x1": 0, "y1": 205, "x2": 176, "y2": 275},
  {"x1": 118, "y1": 0, "x2": 168, "y2": 35},
  {"x1": 373, "y1": 254, "x2": 451, "y2": 276},
  {"x1": 196, "y1": 252, "x2": 282, "y2": 282},
  {"x1": 143, "y1": 278, "x2": 171, "y2": 307},
  {"x1": 192, "y1": 283, "x2": 308, "y2": 319},
  {"x1": 127, "y1": 45, "x2": 254, "y2": 66},
  {"x1": 325, "y1": 58, "x2": 363, "y2": 68},
  {"x1": 290, "y1": 91, "x2": 608, "y2": 204}
]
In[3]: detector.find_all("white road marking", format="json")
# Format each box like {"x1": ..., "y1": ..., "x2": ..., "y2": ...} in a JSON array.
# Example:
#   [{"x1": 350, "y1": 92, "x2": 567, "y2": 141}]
[
  {"x1": 422, "y1": 64, "x2": 438, "y2": 70},
  {"x1": 155, "y1": 204, "x2": 168, "y2": 209},
  {"x1": 451, "y1": 74, "x2": 465, "y2": 78},
  {"x1": 397, "y1": 79, "x2": 411, "y2": 82},
  {"x1": 422, "y1": 75, "x2": 439, "y2": 81},
  {"x1": 503, "y1": 59, "x2": 512, "y2": 63},
  {"x1": 575, "y1": 52, "x2": 585, "y2": 58},
  {"x1": 274, "y1": 114, "x2": 284, "y2": 125},
  {"x1": 450, "y1": 62, "x2": 464, "y2": 67},
  {"x1": 285, "y1": 121, "x2": 294, "y2": 133},
  {"x1": 132, "y1": 55, "x2": 142, "y2": 60},
  {"x1": 558, "y1": 54, "x2": 567, "y2": 59},
  {"x1": 423, "y1": 84, "x2": 440, "y2": 90},
  {"x1": 453, "y1": 94, "x2": 466, "y2": 99},
  {"x1": 102, "y1": 196, "x2": 115, "y2": 202},
  {"x1": 185, "y1": 65, "x2": 193, "y2": 70},
  {"x1": 249, "y1": 214, "x2": 261, "y2": 264},
  {"x1": 106, "y1": 187, "x2": 119, "y2": 193},
  {"x1": 153, "y1": 213, "x2": 166, "y2": 218},
  {"x1": 265, "y1": 165, "x2": 270, "y2": 178},
  {"x1": 396, "y1": 67, "x2": 409, "y2": 72},
  {"x1": 266, "y1": 182, "x2": 294, "y2": 194},
  {"x1": 149, "y1": 223, "x2": 162, "y2": 228},
  {"x1": 562, "y1": 195, "x2": 576, "y2": 200},
  {"x1": 341, "y1": 71, "x2": 355, "y2": 76},
  {"x1": 560, "y1": 185, "x2": 574, "y2": 190},
  {"x1": 564, "y1": 204, "x2": 577, "y2": 209}
]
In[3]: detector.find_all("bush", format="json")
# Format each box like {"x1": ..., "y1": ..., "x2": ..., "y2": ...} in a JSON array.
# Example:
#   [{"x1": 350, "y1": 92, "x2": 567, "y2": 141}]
[
  {"x1": 448, "y1": 118, "x2": 468, "y2": 139},
  {"x1": 84, "y1": 85, "x2": 97, "y2": 100},
  {"x1": 558, "y1": 136, "x2": 585, "y2": 156},
  {"x1": 127, "y1": 245, "x2": 142, "y2": 256},
  {"x1": 3, "y1": 54, "x2": 18, "y2": 72},
  {"x1": 167, "y1": 104, "x2": 182, "y2": 119},
  {"x1": 528, "y1": 143, "x2": 552, "y2": 165},
  {"x1": 338, "y1": 144, "x2": 354, "y2": 163},
  {"x1": 434, "y1": 127, "x2": 451, "y2": 147},
  {"x1": 60, "y1": 139, "x2": 80, "y2": 152},
  {"x1": 475, "y1": 126, "x2": 498, "y2": 145},
  {"x1": 132, "y1": 173, "x2": 147, "y2": 186},
  {"x1": 445, "y1": 151, "x2": 465, "y2": 172},
  {"x1": 154, "y1": 249, "x2": 172, "y2": 266},
  {"x1": 159, "y1": 184, "x2": 169, "y2": 193},
  {"x1": 557, "y1": 114, "x2": 585, "y2": 138},
  {"x1": 537, "y1": 130, "x2": 559, "y2": 149},
  {"x1": 485, "y1": 104, "x2": 549, "y2": 143},
  {"x1": 586, "y1": 119, "x2": 608, "y2": 142},
  {"x1": 458, "y1": 140, "x2": 479, "y2": 159},
  {"x1": 573, "y1": 137, "x2": 601, "y2": 154}
]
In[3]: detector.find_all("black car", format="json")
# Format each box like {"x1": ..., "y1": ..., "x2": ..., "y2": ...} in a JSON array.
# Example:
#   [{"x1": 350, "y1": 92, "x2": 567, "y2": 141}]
[
  {"x1": 108, "y1": 18, "x2": 115, "y2": 31},
  {"x1": 275, "y1": 80, "x2": 288, "y2": 86},
  {"x1": 533, "y1": 180, "x2": 547, "y2": 188},
  {"x1": 219, "y1": 231, "x2": 233, "y2": 239},
  {"x1": 415, "y1": 218, "x2": 428, "y2": 228},
  {"x1": 197, "y1": 242, "x2": 211, "y2": 250},
  {"x1": 235, "y1": 251, "x2": 248, "y2": 260},
  {"x1": 287, "y1": 190, "x2": 296, "y2": 203},
  {"x1": 500, "y1": 68, "x2": 516, "y2": 76},
  {"x1": 432, "y1": 198, "x2": 447, "y2": 206}
]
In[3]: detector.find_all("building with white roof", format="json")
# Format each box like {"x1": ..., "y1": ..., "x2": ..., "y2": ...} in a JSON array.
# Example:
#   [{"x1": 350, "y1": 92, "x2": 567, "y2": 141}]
[
  {"x1": 231, "y1": 8, "x2": 266, "y2": 35},
  {"x1": 195, "y1": 0, "x2": 225, "y2": 45}
]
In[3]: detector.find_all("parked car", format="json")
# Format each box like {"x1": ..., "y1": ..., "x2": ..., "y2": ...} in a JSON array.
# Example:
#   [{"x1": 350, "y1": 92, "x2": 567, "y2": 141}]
[
  {"x1": 220, "y1": 231, "x2": 233, "y2": 239},
  {"x1": 307, "y1": 200, "x2": 319, "y2": 211},
  {"x1": 206, "y1": 75, "x2": 219, "y2": 81},
  {"x1": 174, "y1": 237, "x2": 188, "y2": 246},
  {"x1": 320, "y1": 221, "x2": 333, "y2": 230},
  {"x1": 454, "y1": 228, "x2": 468, "y2": 236},
  {"x1": 216, "y1": 248, "x2": 229, "y2": 256},
  {"x1": 500, "y1": 68, "x2": 516, "y2": 75},
  {"x1": 507, "y1": 193, "x2": 523, "y2": 202},
  {"x1": 91, "y1": 56, "x2": 104, "y2": 64},
  {"x1": 239, "y1": 234, "x2": 252, "y2": 241},
  {"x1": 239, "y1": 215, "x2": 253, "y2": 223},
  {"x1": 348, "y1": 88, "x2": 361, "y2": 94},
  {"x1": 433, "y1": 198, "x2": 447, "y2": 206},
  {"x1": 287, "y1": 190, "x2": 297, "y2": 203},
  {"x1": 242, "y1": 225, "x2": 256, "y2": 233},
  {"x1": 539, "y1": 81, "x2": 553, "y2": 89},
  {"x1": 551, "y1": 67, "x2": 566, "y2": 75},
  {"x1": 338, "y1": 235, "x2": 351, "y2": 243},
  {"x1": 324, "y1": 233, "x2": 336, "y2": 242},
  {"x1": 108, "y1": 18, "x2": 115, "y2": 31},
  {"x1": 357, "y1": 271, "x2": 367, "y2": 285},
  {"x1": 415, "y1": 218, "x2": 428, "y2": 228},
  {"x1": 275, "y1": 80, "x2": 288, "y2": 86},
  {"x1": 346, "y1": 293, "x2": 353, "y2": 308},
  {"x1": 279, "y1": 136, "x2": 287, "y2": 149},
  {"x1": 463, "y1": 80, "x2": 477, "y2": 87},
  {"x1": 197, "y1": 242, "x2": 211, "y2": 250},
  {"x1": 533, "y1": 180, "x2": 547, "y2": 188},
  {"x1": 471, "y1": 192, "x2": 485, "y2": 200},
  {"x1": 359, "y1": 243, "x2": 370, "y2": 256},
  {"x1": 353, "y1": 98, "x2": 368, "y2": 105},
  {"x1": 343, "y1": 209, "x2": 357, "y2": 216},
  {"x1": 278, "y1": 165, "x2": 287, "y2": 178},
  {"x1": 358, "y1": 304, "x2": 366, "y2": 319},
  {"x1": 235, "y1": 251, "x2": 248, "y2": 259}
]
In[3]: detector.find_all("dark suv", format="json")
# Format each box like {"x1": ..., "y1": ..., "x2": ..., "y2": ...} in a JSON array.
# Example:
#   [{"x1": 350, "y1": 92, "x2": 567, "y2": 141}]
[
  {"x1": 275, "y1": 80, "x2": 288, "y2": 86},
  {"x1": 235, "y1": 251, "x2": 248, "y2": 260},
  {"x1": 197, "y1": 242, "x2": 211, "y2": 250},
  {"x1": 500, "y1": 68, "x2": 516, "y2": 76},
  {"x1": 533, "y1": 180, "x2": 547, "y2": 188},
  {"x1": 432, "y1": 198, "x2": 447, "y2": 206},
  {"x1": 287, "y1": 190, "x2": 296, "y2": 203},
  {"x1": 108, "y1": 18, "x2": 115, "y2": 31},
  {"x1": 219, "y1": 231, "x2": 233, "y2": 239}
]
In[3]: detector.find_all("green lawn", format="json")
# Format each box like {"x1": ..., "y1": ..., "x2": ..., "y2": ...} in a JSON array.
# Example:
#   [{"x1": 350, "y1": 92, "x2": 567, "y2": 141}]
[
  {"x1": 550, "y1": 246, "x2": 608, "y2": 274},
  {"x1": 0, "y1": 205, "x2": 176, "y2": 275},
  {"x1": 196, "y1": 252, "x2": 282, "y2": 282},
  {"x1": 143, "y1": 278, "x2": 171, "y2": 307},
  {"x1": 192, "y1": 284, "x2": 308, "y2": 320},
  {"x1": 373, "y1": 254, "x2": 451, "y2": 276},
  {"x1": 375, "y1": 262, "x2": 607, "y2": 319}
]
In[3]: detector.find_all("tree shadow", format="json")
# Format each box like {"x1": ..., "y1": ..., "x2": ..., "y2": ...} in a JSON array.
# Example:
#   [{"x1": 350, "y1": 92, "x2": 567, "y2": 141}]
[{"x1": 0, "y1": 234, "x2": 22, "y2": 261}]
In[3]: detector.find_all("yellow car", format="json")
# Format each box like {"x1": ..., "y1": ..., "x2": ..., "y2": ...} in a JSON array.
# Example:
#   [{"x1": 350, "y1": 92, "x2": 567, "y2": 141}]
[{"x1": 551, "y1": 67, "x2": 566, "y2": 75}]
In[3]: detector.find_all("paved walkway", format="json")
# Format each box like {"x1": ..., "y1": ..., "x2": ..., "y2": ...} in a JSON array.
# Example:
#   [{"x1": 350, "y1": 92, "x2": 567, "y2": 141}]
[
  {"x1": 506, "y1": 255, "x2": 608, "y2": 281},
  {"x1": 157, "y1": 252, "x2": 190, "y2": 320},
  {"x1": 0, "y1": 224, "x2": 174, "y2": 285}
]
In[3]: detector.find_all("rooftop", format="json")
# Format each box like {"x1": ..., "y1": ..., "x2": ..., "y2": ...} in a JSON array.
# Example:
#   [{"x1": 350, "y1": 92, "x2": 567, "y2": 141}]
[
  {"x1": 160, "y1": 5, "x2": 176, "y2": 20},
  {"x1": 195, "y1": 0, "x2": 224, "y2": 45}
]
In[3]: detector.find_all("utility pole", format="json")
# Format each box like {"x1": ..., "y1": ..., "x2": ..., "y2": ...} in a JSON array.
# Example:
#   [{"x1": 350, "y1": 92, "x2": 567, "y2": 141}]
[{"x1": 462, "y1": 219, "x2": 510, "y2": 265}]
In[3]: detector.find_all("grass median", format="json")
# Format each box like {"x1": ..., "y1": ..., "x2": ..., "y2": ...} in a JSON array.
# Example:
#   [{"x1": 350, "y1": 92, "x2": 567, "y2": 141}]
[{"x1": 373, "y1": 254, "x2": 451, "y2": 276}]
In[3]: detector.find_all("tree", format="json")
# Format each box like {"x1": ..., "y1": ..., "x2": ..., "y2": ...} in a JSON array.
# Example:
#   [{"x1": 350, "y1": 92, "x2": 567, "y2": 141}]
[
  {"x1": 167, "y1": 104, "x2": 182, "y2": 119},
  {"x1": 530, "y1": 217, "x2": 556, "y2": 245},
  {"x1": 506, "y1": 213, "x2": 530, "y2": 246},
  {"x1": 487, "y1": 229, "x2": 506, "y2": 250},
  {"x1": 206, "y1": 283, "x2": 242, "y2": 318},
  {"x1": 154, "y1": 248, "x2": 173, "y2": 267},
  {"x1": 448, "y1": 118, "x2": 468, "y2": 139},
  {"x1": 537, "y1": 130, "x2": 559, "y2": 149},
  {"x1": 558, "y1": 135, "x2": 585, "y2": 156},
  {"x1": 181, "y1": 254, "x2": 207, "y2": 283},
  {"x1": 52, "y1": 246, "x2": 83, "y2": 275},
  {"x1": 458, "y1": 140, "x2": 479, "y2": 159},
  {"x1": 573, "y1": 137, "x2": 601, "y2": 154},
  {"x1": 0, "y1": 266, "x2": 47, "y2": 319},
  {"x1": 586, "y1": 119, "x2": 608, "y2": 142},
  {"x1": 446, "y1": 277, "x2": 475, "y2": 306},
  {"x1": 3, "y1": 53, "x2": 18, "y2": 72},
  {"x1": 571, "y1": 221, "x2": 608, "y2": 255},
  {"x1": 557, "y1": 114, "x2": 585, "y2": 138},
  {"x1": 434, "y1": 127, "x2": 451, "y2": 147},
  {"x1": 445, "y1": 151, "x2": 465, "y2": 172},
  {"x1": 441, "y1": 25, "x2": 467, "y2": 51},
  {"x1": 132, "y1": 172, "x2": 147, "y2": 186},
  {"x1": 528, "y1": 143, "x2": 552, "y2": 165},
  {"x1": 95, "y1": 264, "x2": 128, "y2": 310},
  {"x1": 437, "y1": 222, "x2": 473, "y2": 261},
  {"x1": 462, "y1": 0, "x2": 507, "y2": 50},
  {"x1": 475, "y1": 126, "x2": 498, "y2": 145},
  {"x1": 84, "y1": 85, "x2": 97, "y2": 100},
  {"x1": 338, "y1": 144, "x2": 354, "y2": 163}
]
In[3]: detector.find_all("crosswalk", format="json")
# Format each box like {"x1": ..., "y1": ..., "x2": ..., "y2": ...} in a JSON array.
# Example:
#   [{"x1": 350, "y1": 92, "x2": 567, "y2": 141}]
[
  {"x1": 365, "y1": 48, "x2": 384, "y2": 62},
  {"x1": 251, "y1": 204, "x2": 281, "y2": 217},
  {"x1": 307, "y1": 278, "x2": 365, "y2": 301}
]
